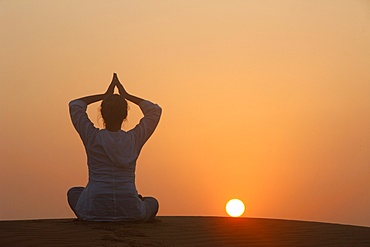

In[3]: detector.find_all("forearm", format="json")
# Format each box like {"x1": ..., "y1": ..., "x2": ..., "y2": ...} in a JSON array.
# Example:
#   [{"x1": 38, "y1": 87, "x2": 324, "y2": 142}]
[
  {"x1": 124, "y1": 93, "x2": 144, "y2": 105},
  {"x1": 74, "y1": 94, "x2": 106, "y2": 105},
  {"x1": 114, "y1": 74, "x2": 145, "y2": 105}
]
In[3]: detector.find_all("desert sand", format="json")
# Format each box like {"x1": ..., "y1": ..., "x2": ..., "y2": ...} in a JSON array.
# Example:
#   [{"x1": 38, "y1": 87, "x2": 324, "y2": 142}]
[{"x1": 0, "y1": 216, "x2": 369, "y2": 246}]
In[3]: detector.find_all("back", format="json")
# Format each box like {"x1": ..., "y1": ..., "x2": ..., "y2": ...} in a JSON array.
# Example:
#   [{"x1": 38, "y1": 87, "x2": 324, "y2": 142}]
[{"x1": 69, "y1": 99, "x2": 162, "y2": 221}]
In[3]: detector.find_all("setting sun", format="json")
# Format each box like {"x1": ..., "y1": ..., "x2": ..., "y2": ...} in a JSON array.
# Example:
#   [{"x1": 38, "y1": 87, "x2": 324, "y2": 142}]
[{"x1": 226, "y1": 199, "x2": 245, "y2": 217}]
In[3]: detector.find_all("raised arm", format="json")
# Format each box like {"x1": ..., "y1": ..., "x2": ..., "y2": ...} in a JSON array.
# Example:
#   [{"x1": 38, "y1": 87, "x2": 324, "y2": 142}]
[
  {"x1": 109, "y1": 73, "x2": 161, "y2": 148},
  {"x1": 73, "y1": 74, "x2": 116, "y2": 105},
  {"x1": 113, "y1": 73, "x2": 144, "y2": 105}
]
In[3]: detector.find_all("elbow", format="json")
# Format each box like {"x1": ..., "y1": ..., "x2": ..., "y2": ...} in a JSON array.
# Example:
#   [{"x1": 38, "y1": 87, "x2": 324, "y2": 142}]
[
  {"x1": 150, "y1": 102, "x2": 162, "y2": 114},
  {"x1": 156, "y1": 104, "x2": 162, "y2": 117}
]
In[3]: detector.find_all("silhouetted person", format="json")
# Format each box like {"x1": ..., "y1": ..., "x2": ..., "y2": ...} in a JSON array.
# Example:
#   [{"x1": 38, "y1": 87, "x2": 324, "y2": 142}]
[{"x1": 67, "y1": 73, "x2": 161, "y2": 222}]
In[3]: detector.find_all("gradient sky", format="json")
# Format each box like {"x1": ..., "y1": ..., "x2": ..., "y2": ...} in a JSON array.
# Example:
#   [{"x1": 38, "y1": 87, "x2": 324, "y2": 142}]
[{"x1": 1, "y1": 0, "x2": 369, "y2": 226}]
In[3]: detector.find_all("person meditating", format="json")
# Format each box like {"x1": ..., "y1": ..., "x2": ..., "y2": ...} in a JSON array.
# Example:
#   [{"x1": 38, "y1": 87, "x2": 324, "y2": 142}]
[{"x1": 67, "y1": 73, "x2": 162, "y2": 222}]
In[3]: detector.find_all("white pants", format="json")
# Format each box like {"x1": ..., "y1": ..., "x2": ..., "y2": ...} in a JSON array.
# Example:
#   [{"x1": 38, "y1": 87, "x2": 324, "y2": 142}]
[{"x1": 67, "y1": 187, "x2": 159, "y2": 222}]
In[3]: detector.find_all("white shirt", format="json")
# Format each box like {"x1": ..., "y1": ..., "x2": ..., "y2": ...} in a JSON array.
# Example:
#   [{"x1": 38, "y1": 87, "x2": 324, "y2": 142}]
[{"x1": 69, "y1": 99, "x2": 162, "y2": 221}]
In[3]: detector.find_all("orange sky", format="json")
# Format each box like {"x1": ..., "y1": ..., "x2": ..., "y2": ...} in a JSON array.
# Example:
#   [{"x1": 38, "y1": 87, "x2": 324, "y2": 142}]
[{"x1": 1, "y1": 0, "x2": 369, "y2": 226}]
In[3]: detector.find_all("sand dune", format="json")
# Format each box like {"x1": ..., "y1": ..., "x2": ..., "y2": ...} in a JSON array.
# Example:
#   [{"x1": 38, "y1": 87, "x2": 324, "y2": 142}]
[{"x1": 0, "y1": 216, "x2": 369, "y2": 246}]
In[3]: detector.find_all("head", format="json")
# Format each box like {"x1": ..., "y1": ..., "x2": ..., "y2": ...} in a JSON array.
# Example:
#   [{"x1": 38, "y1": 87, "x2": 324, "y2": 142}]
[{"x1": 100, "y1": 94, "x2": 128, "y2": 129}]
